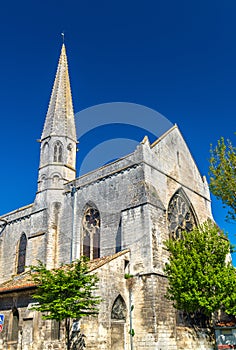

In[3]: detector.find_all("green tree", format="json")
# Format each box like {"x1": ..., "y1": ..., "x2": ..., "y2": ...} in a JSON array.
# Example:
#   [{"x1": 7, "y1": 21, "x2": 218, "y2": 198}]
[
  {"x1": 164, "y1": 221, "x2": 236, "y2": 324},
  {"x1": 209, "y1": 136, "x2": 236, "y2": 222},
  {"x1": 30, "y1": 257, "x2": 101, "y2": 350}
]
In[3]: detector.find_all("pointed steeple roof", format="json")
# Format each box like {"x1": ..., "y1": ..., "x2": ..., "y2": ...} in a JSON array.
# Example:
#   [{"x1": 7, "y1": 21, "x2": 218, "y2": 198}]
[{"x1": 41, "y1": 44, "x2": 77, "y2": 141}]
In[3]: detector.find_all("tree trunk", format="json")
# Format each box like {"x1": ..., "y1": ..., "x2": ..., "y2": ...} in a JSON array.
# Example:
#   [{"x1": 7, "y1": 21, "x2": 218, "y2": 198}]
[{"x1": 65, "y1": 318, "x2": 71, "y2": 350}]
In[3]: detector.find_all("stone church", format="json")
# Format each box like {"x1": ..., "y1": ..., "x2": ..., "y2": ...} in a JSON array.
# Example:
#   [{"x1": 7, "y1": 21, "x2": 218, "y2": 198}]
[{"x1": 0, "y1": 44, "x2": 215, "y2": 349}]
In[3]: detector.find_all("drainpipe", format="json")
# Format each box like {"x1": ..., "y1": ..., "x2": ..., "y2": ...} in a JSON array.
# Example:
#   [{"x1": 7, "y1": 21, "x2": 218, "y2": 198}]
[
  {"x1": 129, "y1": 286, "x2": 134, "y2": 350},
  {"x1": 128, "y1": 255, "x2": 134, "y2": 350},
  {"x1": 20, "y1": 329, "x2": 23, "y2": 350}
]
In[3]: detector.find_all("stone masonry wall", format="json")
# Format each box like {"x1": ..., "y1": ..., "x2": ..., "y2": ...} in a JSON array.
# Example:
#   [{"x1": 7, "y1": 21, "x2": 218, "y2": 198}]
[
  {"x1": 59, "y1": 158, "x2": 148, "y2": 265},
  {"x1": 80, "y1": 251, "x2": 130, "y2": 350},
  {"x1": 0, "y1": 206, "x2": 48, "y2": 284}
]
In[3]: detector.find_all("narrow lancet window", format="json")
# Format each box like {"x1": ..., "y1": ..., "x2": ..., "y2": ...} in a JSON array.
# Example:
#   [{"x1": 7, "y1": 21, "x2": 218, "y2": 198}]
[
  {"x1": 17, "y1": 233, "x2": 27, "y2": 274},
  {"x1": 115, "y1": 219, "x2": 122, "y2": 253},
  {"x1": 41, "y1": 142, "x2": 49, "y2": 165},
  {"x1": 82, "y1": 207, "x2": 100, "y2": 260},
  {"x1": 53, "y1": 141, "x2": 63, "y2": 163}
]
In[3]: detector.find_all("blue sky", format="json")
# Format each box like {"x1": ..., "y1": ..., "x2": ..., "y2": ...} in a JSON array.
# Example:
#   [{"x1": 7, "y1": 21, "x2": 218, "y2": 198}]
[{"x1": 0, "y1": 1, "x2": 235, "y2": 261}]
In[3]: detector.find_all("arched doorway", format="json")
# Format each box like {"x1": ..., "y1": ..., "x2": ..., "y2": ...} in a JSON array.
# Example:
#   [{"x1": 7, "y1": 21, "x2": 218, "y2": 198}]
[{"x1": 111, "y1": 295, "x2": 127, "y2": 349}]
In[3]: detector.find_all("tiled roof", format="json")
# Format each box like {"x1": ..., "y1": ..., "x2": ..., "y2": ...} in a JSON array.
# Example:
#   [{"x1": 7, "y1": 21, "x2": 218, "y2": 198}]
[
  {"x1": 216, "y1": 321, "x2": 236, "y2": 328},
  {"x1": 0, "y1": 271, "x2": 35, "y2": 293},
  {"x1": 0, "y1": 249, "x2": 130, "y2": 294}
]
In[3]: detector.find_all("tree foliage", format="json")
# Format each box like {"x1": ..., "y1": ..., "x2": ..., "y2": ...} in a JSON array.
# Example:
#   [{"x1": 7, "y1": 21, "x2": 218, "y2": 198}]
[
  {"x1": 164, "y1": 221, "x2": 236, "y2": 319},
  {"x1": 30, "y1": 257, "x2": 101, "y2": 349},
  {"x1": 209, "y1": 136, "x2": 236, "y2": 222}
]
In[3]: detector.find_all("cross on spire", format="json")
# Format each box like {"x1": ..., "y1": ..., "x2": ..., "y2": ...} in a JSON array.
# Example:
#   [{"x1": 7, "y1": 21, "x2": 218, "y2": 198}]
[{"x1": 61, "y1": 32, "x2": 65, "y2": 44}]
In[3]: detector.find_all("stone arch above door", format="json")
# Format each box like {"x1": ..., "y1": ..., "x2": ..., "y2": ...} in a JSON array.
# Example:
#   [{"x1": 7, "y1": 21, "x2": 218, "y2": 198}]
[{"x1": 111, "y1": 295, "x2": 127, "y2": 350}]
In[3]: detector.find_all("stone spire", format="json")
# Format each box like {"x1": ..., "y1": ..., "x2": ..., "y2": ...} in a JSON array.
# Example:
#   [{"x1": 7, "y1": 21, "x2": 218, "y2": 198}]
[
  {"x1": 41, "y1": 44, "x2": 77, "y2": 142},
  {"x1": 34, "y1": 43, "x2": 78, "y2": 269},
  {"x1": 35, "y1": 43, "x2": 77, "y2": 205}
]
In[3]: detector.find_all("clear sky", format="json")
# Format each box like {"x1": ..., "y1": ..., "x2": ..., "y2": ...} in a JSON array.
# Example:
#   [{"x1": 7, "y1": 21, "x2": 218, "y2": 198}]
[{"x1": 0, "y1": 1, "x2": 235, "y2": 261}]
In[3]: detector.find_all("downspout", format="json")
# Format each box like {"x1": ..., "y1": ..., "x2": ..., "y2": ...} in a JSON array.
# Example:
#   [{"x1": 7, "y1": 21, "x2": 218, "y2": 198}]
[
  {"x1": 128, "y1": 255, "x2": 134, "y2": 350},
  {"x1": 129, "y1": 286, "x2": 134, "y2": 350}
]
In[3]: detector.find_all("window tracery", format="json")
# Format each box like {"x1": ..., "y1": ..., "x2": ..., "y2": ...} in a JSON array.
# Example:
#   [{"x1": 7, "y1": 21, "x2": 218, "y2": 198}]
[
  {"x1": 82, "y1": 207, "x2": 100, "y2": 260},
  {"x1": 17, "y1": 233, "x2": 27, "y2": 274},
  {"x1": 168, "y1": 191, "x2": 196, "y2": 239}
]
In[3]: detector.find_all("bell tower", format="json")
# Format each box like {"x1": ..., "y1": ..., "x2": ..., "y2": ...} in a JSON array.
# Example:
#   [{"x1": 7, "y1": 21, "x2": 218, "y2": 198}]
[
  {"x1": 35, "y1": 43, "x2": 77, "y2": 209},
  {"x1": 33, "y1": 43, "x2": 77, "y2": 268}
]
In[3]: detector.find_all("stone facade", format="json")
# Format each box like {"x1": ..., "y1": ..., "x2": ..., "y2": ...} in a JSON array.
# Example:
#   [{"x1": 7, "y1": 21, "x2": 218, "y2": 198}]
[{"x1": 0, "y1": 44, "x2": 215, "y2": 349}]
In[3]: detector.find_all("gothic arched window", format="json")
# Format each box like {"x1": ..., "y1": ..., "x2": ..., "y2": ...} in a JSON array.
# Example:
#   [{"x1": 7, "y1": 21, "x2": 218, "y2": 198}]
[
  {"x1": 82, "y1": 207, "x2": 100, "y2": 260},
  {"x1": 168, "y1": 190, "x2": 197, "y2": 240},
  {"x1": 17, "y1": 233, "x2": 27, "y2": 274},
  {"x1": 53, "y1": 141, "x2": 63, "y2": 163},
  {"x1": 42, "y1": 142, "x2": 49, "y2": 165}
]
